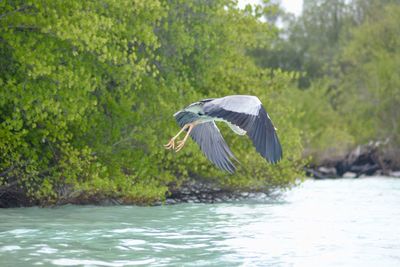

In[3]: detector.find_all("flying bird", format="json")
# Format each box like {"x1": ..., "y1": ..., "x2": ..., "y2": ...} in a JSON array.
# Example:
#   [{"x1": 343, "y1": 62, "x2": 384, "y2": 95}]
[{"x1": 164, "y1": 95, "x2": 282, "y2": 173}]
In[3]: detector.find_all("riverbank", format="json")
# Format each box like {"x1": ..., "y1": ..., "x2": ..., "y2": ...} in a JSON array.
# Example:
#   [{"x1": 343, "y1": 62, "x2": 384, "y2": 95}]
[
  {"x1": 305, "y1": 141, "x2": 400, "y2": 179},
  {"x1": 0, "y1": 178, "x2": 273, "y2": 208},
  {"x1": 1, "y1": 141, "x2": 399, "y2": 208}
]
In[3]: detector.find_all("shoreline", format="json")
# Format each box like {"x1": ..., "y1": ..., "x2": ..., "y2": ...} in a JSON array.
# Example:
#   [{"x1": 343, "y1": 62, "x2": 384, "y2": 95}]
[
  {"x1": 1, "y1": 141, "x2": 399, "y2": 208},
  {"x1": 1, "y1": 175, "x2": 398, "y2": 208},
  {"x1": 304, "y1": 141, "x2": 400, "y2": 179}
]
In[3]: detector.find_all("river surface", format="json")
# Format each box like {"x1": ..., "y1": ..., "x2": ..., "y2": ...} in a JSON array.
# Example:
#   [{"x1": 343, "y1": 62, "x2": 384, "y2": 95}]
[{"x1": 1, "y1": 177, "x2": 400, "y2": 267}]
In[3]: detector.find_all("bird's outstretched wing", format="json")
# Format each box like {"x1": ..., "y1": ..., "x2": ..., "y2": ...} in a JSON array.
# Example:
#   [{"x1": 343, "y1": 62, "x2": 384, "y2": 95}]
[
  {"x1": 203, "y1": 95, "x2": 282, "y2": 163},
  {"x1": 189, "y1": 121, "x2": 238, "y2": 173}
]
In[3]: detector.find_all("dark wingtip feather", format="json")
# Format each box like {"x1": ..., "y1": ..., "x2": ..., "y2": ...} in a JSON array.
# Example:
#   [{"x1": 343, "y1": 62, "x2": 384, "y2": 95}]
[
  {"x1": 268, "y1": 132, "x2": 282, "y2": 164},
  {"x1": 247, "y1": 107, "x2": 283, "y2": 164}
]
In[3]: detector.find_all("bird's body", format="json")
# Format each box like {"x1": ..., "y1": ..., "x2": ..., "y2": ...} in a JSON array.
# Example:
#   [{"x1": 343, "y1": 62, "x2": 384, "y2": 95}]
[
  {"x1": 173, "y1": 99, "x2": 214, "y2": 125},
  {"x1": 165, "y1": 95, "x2": 282, "y2": 173}
]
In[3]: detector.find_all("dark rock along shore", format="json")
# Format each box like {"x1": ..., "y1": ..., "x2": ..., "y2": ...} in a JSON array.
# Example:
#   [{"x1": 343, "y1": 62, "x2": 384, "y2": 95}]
[
  {"x1": 304, "y1": 141, "x2": 400, "y2": 179},
  {"x1": 165, "y1": 178, "x2": 274, "y2": 205}
]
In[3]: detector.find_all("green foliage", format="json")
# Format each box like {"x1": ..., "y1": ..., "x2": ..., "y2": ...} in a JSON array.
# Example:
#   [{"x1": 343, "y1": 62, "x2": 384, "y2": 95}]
[
  {"x1": 337, "y1": 3, "x2": 400, "y2": 145},
  {"x1": 289, "y1": 80, "x2": 355, "y2": 162},
  {"x1": 248, "y1": 0, "x2": 400, "y2": 163},
  {"x1": 0, "y1": 0, "x2": 304, "y2": 205},
  {"x1": 251, "y1": 0, "x2": 356, "y2": 88}
]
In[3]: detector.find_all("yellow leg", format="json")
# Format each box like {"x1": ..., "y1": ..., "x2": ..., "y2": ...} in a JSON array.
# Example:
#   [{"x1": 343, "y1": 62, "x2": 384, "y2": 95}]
[
  {"x1": 175, "y1": 124, "x2": 195, "y2": 152},
  {"x1": 164, "y1": 124, "x2": 189, "y2": 150}
]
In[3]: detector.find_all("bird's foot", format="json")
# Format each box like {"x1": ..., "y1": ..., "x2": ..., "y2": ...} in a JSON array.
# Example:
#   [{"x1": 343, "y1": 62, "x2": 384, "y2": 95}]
[
  {"x1": 164, "y1": 138, "x2": 175, "y2": 150},
  {"x1": 175, "y1": 140, "x2": 186, "y2": 152}
]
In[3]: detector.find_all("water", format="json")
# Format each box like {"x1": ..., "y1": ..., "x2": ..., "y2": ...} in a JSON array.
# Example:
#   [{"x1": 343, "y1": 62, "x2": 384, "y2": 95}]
[{"x1": 1, "y1": 177, "x2": 400, "y2": 267}]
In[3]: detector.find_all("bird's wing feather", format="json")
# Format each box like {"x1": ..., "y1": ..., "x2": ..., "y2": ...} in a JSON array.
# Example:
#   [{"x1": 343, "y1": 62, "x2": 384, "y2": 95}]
[
  {"x1": 203, "y1": 95, "x2": 282, "y2": 163},
  {"x1": 189, "y1": 122, "x2": 238, "y2": 173},
  {"x1": 205, "y1": 95, "x2": 262, "y2": 116}
]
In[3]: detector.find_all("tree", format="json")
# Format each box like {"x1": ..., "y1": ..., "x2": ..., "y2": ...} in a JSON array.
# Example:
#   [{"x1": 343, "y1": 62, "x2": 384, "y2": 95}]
[
  {"x1": 338, "y1": 3, "x2": 400, "y2": 145},
  {"x1": 0, "y1": 0, "x2": 304, "y2": 206}
]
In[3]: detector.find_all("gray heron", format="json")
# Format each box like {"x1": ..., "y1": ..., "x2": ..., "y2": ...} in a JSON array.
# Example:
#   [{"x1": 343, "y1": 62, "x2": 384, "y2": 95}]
[{"x1": 164, "y1": 95, "x2": 282, "y2": 173}]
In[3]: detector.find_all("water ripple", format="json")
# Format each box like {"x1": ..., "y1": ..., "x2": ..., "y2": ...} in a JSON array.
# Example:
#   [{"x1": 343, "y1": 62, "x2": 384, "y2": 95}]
[
  {"x1": 0, "y1": 246, "x2": 21, "y2": 252},
  {"x1": 0, "y1": 178, "x2": 399, "y2": 266},
  {"x1": 51, "y1": 258, "x2": 155, "y2": 266}
]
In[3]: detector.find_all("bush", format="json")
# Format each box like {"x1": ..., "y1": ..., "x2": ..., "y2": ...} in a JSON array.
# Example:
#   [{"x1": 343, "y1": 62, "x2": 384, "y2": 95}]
[{"x1": 0, "y1": 0, "x2": 304, "y2": 206}]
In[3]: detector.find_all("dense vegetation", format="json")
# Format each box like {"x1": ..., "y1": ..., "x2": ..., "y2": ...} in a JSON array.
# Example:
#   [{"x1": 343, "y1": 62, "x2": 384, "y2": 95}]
[
  {"x1": 1, "y1": 0, "x2": 398, "y2": 206},
  {"x1": 0, "y1": 0, "x2": 304, "y2": 206},
  {"x1": 253, "y1": 0, "x2": 400, "y2": 163}
]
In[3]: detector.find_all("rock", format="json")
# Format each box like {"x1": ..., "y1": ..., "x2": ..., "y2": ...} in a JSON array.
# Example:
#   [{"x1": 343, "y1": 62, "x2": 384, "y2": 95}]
[
  {"x1": 181, "y1": 188, "x2": 190, "y2": 195},
  {"x1": 350, "y1": 163, "x2": 380, "y2": 176},
  {"x1": 343, "y1": 172, "x2": 357, "y2": 178},
  {"x1": 165, "y1": 199, "x2": 176, "y2": 205},
  {"x1": 389, "y1": 171, "x2": 400, "y2": 178},
  {"x1": 167, "y1": 177, "x2": 277, "y2": 204},
  {"x1": 317, "y1": 166, "x2": 337, "y2": 177},
  {"x1": 248, "y1": 193, "x2": 257, "y2": 198},
  {"x1": 304, "y1": 167, "x2": 326, "y2": 179},
  {"x1": 305, "y1": 140, "x2": 400, "y2": 179}
]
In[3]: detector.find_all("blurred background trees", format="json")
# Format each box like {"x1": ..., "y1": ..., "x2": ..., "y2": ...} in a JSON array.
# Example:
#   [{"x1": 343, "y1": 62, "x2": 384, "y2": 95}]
[{"x1": 252, "y1": 0, "x2": 400, "y2": 162}]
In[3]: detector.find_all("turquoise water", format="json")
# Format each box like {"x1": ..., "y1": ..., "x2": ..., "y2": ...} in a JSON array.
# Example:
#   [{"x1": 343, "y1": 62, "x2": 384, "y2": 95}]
[{"x1": 1, "y1": 177, "x2": 400, "y2": 266}]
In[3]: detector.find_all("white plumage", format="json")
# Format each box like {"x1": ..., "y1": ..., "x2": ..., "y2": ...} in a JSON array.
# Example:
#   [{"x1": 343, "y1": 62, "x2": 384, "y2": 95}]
[
  {"x1": 207, "y1": 95, "x2": 262, "y2": 116},
  {"x1": 165, "y1": 95, "x2": 282, "y2": 173}
]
